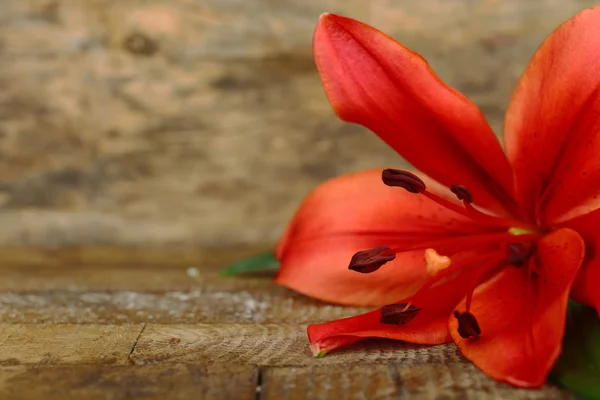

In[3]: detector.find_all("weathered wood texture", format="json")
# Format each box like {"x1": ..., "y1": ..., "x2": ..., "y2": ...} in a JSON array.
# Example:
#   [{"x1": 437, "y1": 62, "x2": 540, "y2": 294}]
[
  {"x1": 0, "y1": 324, "x2": 143, "y2": 365},
  {"x1": 0, "y1": 0, "x2": 598, "y2": 246},
  {"x1": 262, "y1": 364, "x2": 571, "y2": 400},
  {"x1": 0, "y1": 364, "x2": 258, "y2": 400},
  {"x1": 0, "y1": 248, "x2": 573, "y2": 399}
]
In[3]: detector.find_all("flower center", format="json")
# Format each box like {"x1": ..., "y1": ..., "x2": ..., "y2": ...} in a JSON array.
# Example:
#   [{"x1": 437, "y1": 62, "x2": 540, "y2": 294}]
[{"x1": 349, "y1": 169, "x2": 543, "y2": 340}]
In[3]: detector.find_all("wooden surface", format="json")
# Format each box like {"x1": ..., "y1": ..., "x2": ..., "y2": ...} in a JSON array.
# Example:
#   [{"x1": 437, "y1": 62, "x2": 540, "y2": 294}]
[
  {"x1": 0, "y1": 248, "x2": 573, "y2": 399},
  {"x1": 1, "y1": 0, "x2": 600, "y2": 247}
]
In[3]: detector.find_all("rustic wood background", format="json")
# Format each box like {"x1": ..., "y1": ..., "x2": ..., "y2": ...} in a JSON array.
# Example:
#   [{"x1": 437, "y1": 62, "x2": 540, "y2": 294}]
[{"x1": 0, "y1": 0, "x2": 596, "y2": 247}]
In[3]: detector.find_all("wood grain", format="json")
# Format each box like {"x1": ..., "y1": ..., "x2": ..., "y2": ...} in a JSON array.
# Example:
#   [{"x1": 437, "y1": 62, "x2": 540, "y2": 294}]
[
  {"x1": 0, "y1": 364, "x2": 257, "y2": 400},
  {"x1": 388, "y1": 364, "x2": 572, "y2": 400},
  {"x1": 0, "y1": 290, "x2": 369, "y2": 324},
  {"x1": 130, "y1": 324, "x2": 464, "y2": 366},
  {"x1": 0, "y1": 324, "x2": 143, "y2": 365},
  {"x1": 261, "y1": 365, "x2": 398, "y2": 400},
  {"x1": 0, "y1": 246, "x2": 268, "y2": 268},
  {"x1": 261, "y1": 364, "x2": 572, "y2": 400}
]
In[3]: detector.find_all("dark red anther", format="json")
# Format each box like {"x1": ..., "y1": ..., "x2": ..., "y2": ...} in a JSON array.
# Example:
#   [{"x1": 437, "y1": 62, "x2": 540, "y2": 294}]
[
  {"x1": 380, "y1": 303, "x2": 421, "y2": 325},
  {"x1": 451, "y1": 184, "x2": 473, "y2": 203},
  {"x1": 454, "y1": 310, "x2": 481, "y2": 339},
  {"x1": 507, "y1": 242, "x2": 535, "y2": 267},
  {"x1": 382, "y1": 169, "x2": 426, "y2": 193},
  {"x1": 348, "y1": 246, "x2": 395, "y2": 273}
]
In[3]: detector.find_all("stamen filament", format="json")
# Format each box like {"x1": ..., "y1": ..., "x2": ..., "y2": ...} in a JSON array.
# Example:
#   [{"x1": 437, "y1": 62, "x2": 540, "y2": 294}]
[
  {"x1": 380, "y1": 169, "x2": 534, "y2": 229},
  {"x1": 421, "y1": 189, "x2": 528, "y2": 229},
  {"x1": 463, "y1": 201, "x2": 529, "y2": 229}
]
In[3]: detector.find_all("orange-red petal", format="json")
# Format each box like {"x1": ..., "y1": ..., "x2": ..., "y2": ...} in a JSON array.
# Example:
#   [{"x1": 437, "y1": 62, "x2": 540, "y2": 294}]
[
  {"x1": 450, "y1": 228, "x2": 584, "y2": 388},
  {"x1": 313, "y1": 14, "x2": 515, "y2": 215},
  {"x1": 538, "y1": 83, "x2": 600, "y2": 223},
  {"x1": 570, "y1": 258, "x2": 600, "y2": 318},
  {"x1": 308, "y1": 296, "x2": 450, "y2": 357},
  {"x1": 503, "y1": 6, "x2": 600, "y2": 222},
  {"x1": 306, "y1": 252, "x2": 495, "y2": 356},
  {"x1": 558, "y1": 208, "x2": 600, "y2": 314},
  {"x1": 275, "y1": 169, "x2": 493, "y2": 306}
]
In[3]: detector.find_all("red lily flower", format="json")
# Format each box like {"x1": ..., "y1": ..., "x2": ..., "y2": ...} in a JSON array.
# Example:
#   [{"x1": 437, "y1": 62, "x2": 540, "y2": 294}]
[{"x1": 274, "y1": 8, "x2": 600, "y2": 388}]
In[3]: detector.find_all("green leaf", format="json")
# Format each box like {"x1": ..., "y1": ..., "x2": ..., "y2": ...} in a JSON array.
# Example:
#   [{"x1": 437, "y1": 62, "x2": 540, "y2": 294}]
[
  {"x1": 221, "y1": 252, "x2": 279, "y2": 276},
  {"x1": 550, "y1": 301, "x2": 600, "y2": 400}
]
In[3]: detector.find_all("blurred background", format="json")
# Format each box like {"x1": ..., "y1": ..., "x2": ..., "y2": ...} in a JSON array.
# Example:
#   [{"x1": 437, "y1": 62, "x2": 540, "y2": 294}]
[{"x1": 0, "y1": 0, "x2": 596, "y2": 249}]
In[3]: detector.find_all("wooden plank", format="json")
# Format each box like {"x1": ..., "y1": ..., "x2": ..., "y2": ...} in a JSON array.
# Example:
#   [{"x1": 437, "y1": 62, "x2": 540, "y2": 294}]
[
  {"x1": 261, "y1": 365, "x2": 397, "y2": 400},
  {"x1": 0, "y1": 364, "x2": 571, "y2": 400},
  {"x1": 0, "y1": 268, "x2": 197, "y2": 292},
  {"x1": 0, "y1": 246, "x2": 276, "y2": 292},
  {"x1": 261, "y1": 364, "x2": 571, "y2": 400},
  {"x1": 0, "y1": 364, "x2": 257, "y2": 400},
  {"x1": 0, "y1": 289, "x2": 369, "y2": 324},
  {"x1": 389, "y1": 363, "x2": 572, "y2": 400},
  {"x1": 0, "y1": 324, "x2": 143, "y2": 365},
  {"x1": 0, "y1": 246, "x2": 267, "y2": 268},
  {"x1": 130, "y1": 324, "x2": 463, "y2": 366}
]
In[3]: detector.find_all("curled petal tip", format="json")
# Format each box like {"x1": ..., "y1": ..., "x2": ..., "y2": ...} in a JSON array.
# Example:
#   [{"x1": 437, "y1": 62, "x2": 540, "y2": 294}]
[
  {"x1": 314, "y1": 350, "x2": 327, "y2": 359},
  {"x1": 310, "y1": 343, "x2": 329, "y2": 358}
]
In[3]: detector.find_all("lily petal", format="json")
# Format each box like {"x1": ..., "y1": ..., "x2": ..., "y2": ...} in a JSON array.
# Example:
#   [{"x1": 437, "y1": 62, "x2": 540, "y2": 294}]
[
  {"x1": 275, "y1": 169, "x2": 493, "y2": 306},
  {"x1": 570, "y1": 258, "x2": 600, "y2": 317},
  {"x1": 450, "y1": 228, "x2": 584, "y2": 388},
  {"x1": 503, "y1": 6, "x2": 600, "y2": 222},
  {"x1": 538, "y1": 87, "x2": 600, "y2": 224},
  {"x1": 313, "y1": 14, "x2": 515, "y2": 215},
  {"x1": 306, "y1": 258, "x2": 486, "y2": 356},
  {"x1": 558, "y1": 208, "x2": 600, "y2": 314}
]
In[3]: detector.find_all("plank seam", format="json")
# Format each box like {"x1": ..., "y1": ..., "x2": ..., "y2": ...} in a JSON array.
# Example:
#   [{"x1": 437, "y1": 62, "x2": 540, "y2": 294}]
[
  {"x1": 255, "y1": 367, "x2": 263, "y2": 400},
  {"x1": 128, "y1": 323, "x2": 147, "y2": 364}
]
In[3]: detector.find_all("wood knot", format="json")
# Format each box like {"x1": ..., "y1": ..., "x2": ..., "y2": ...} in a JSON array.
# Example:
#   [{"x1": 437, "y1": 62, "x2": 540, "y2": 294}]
[{"x1": 123, "y1": 33, "x2": 159, "y2": 56}]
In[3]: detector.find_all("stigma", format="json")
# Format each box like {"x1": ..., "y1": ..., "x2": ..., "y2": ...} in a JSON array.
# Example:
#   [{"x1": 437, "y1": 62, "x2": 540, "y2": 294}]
[{"x1": 424, "y1": 248, "x2": 451, "y2": 276}]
